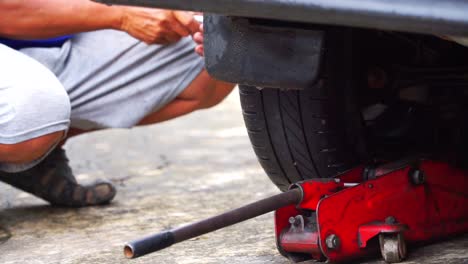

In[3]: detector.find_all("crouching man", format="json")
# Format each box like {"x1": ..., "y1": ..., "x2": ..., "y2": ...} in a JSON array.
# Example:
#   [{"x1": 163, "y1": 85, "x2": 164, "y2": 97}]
[{"x1": 0, "y1": 0, "x2": 234, "y2": 207}]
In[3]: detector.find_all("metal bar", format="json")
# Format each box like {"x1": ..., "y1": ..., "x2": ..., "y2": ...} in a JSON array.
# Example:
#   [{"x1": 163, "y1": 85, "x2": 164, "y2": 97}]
[
  {"x1": 95, "y1": 0, "x2": 468, "y2": 36},
  {"x1": 124, "y1": 188, "x2": 302, "y2": 259}
]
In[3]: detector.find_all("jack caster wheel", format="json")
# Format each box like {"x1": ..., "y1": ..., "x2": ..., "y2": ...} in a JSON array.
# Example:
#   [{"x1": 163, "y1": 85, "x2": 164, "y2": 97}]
[{"x1": 379, "y1": 233, "x2": 407, "y2": 263}]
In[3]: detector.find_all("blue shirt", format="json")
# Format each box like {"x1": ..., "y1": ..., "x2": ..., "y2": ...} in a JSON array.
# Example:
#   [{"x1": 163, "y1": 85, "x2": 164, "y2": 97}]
[{"x1": 0, "y1": 35, "x2": 71, "y2": 50}]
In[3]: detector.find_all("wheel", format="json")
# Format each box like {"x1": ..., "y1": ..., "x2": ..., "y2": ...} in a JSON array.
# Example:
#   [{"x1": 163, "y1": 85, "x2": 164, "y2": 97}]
[
  {"x1": 379, "y1": 233, "x2": 407, "y2": 263},
  {"x1": 240, "y1": 29, "x2": 365, "y2": 190}
]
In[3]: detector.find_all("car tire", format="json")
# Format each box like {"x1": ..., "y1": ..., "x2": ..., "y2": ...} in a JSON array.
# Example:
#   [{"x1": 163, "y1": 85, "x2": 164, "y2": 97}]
[{"x1": 239, "y1": 30, "x2": 366, "y2": 191}]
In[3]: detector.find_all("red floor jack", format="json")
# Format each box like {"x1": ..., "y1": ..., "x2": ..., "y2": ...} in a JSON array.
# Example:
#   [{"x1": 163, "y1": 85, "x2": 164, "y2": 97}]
[{"x1": 123, "y1": 159, "x2": 468, "y2": 263}]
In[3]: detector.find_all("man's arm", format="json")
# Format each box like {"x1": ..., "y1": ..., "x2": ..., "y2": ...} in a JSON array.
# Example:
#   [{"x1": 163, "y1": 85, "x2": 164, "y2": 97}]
[
  {"x1": 0, "y1": 0, "x2": 200, "y2": 45},
  {"x1": 0, "y1": 0, "x2": 123, "y2": 39}
]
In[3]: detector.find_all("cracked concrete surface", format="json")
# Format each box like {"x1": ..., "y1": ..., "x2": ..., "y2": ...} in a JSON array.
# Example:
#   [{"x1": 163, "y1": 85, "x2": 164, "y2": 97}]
[{"x1": 0, "y1": 89, "x2": 467, "y2": 264}]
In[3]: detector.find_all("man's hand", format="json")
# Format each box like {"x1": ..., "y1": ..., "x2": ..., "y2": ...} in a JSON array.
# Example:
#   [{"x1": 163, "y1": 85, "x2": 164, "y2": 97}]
[
  {"x1": 119, "y1": 7, "x2": 200, "y2": 45},
  {"x1": 193, "y1": 24, "x2": 204, "y2": 56}
]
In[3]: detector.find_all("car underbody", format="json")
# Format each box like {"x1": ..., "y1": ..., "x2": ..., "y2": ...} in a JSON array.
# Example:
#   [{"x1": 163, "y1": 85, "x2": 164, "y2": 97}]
[{"x1": 99, "y1": 0, "x2": 468, "y2": 36}]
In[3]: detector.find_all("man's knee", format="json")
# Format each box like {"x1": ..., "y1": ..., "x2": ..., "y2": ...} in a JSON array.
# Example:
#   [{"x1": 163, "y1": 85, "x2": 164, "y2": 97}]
[
  {"x1": 0, "y1": 131, "x2": 64, "y2": 164},
  {"x1": 0, "y1": 81, "x2": 70, "y2": 165},
  {"x1": 198, "y1": 95, "x2": 224, "y2": 110},
  {"x1": 0, "y1": 45, "x2": 71, "y2": 166},
  {"x1": 179, "y1": 71, "x2": 234, "y2": 110},
  {"x1": 197, "y1": 81, "x2": 235, "y2": 110}
]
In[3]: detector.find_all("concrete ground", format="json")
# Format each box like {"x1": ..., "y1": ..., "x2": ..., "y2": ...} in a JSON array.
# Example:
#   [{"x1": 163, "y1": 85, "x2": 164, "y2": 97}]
[{"x1": 0, "y1": 89, "x2": 467, "y2": 264}]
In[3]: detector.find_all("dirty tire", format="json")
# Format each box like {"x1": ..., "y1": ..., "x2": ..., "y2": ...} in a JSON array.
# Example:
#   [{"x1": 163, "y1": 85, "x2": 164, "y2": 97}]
[{"x1": 240, "y1": 30, "x2": 364, "y2": 191}]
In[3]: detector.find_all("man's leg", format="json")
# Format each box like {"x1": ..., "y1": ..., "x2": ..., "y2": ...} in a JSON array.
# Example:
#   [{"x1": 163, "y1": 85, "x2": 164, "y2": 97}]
[
  {"x1": 21, "y1": 30, "x2": 234, "y2": 132},
  {"x1": 0, "y1": 131, "x2": 63, "y2": 165},
  {"x1": 138, "y1": 70, "x2": 234, "y2": 125},
  {"x1": 66, "y1": 70, "x2": 234, "y2": 137},
  {"x1": 0, "y1": 44, "x2": 115, "y2": 207},
  {"x1": 0, "y1": 43, "x2": 71, "y2": 172}
]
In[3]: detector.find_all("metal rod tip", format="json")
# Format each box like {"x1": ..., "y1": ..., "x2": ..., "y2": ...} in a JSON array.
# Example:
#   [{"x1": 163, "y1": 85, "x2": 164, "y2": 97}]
[{"x1": 124, "y1": 245, "x2": 135, "y2": 259}]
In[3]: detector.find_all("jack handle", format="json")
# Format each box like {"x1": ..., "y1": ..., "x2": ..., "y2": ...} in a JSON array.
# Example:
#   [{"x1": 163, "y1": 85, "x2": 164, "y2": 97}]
[{"x1": 124, "y1": 188, "x2": 302, "y2": 259}]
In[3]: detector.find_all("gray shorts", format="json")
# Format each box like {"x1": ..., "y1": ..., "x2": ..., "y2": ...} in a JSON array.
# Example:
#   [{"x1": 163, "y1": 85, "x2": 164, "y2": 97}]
[{"x1": 0, "y1": 30, "x2": 204, "y2": 172}]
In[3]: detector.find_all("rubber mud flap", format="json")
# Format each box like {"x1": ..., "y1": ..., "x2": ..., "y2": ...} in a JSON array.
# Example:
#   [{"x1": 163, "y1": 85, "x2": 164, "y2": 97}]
[{"x1": 204, "y1": 14, "x2": 324, "y2": 90}]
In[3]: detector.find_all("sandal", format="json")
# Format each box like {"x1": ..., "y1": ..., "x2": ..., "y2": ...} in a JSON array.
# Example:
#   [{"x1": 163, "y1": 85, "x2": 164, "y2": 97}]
[{"x1": 0, "y1": 147, "x2": 116, "y2": 207}]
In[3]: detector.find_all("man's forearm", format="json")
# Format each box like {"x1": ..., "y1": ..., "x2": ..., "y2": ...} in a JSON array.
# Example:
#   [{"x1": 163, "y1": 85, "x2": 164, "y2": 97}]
[{"x1": 0, "y1": 0, "x2": 124, "y2": 39}]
